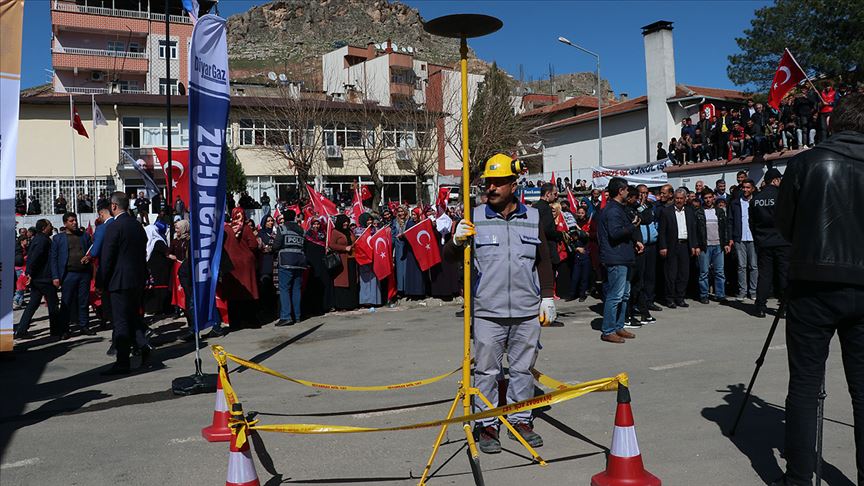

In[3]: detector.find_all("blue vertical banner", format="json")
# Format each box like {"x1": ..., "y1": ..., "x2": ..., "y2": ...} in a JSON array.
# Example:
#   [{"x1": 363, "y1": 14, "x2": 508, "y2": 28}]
[{"x1": 188, "y1": 14, "x2": 230, "y2": 331}]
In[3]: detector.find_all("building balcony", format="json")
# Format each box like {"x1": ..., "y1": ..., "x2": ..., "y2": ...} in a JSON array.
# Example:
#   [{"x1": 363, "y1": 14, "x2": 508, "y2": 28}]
[
  {"x1": 52, "y1": 0, "x2": 191, "y2": 24},
  {"x1": 53, "y1": 52, "x2": 149, "y2": 73},
  {"x1": 390, "y1": 82, "x2": 414, "y2": 97},
  {"x1": 65, "y1": 86, "x2": 147, "y2": 95},
  {"x1": 53, "y1": 46, "x2": 148, "y2": 59}
]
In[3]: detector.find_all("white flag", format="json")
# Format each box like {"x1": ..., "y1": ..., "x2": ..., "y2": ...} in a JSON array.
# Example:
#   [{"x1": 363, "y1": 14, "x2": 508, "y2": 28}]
[{"x1": 92, "y1": 99, "x2": 108, "y2": 128}]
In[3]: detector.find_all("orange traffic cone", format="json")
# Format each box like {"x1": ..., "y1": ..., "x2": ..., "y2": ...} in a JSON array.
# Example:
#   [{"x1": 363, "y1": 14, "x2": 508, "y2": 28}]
[
  {"x1": 202, "y1": 369, "x2": 232, "y2": 442},
  {"x1": 591, "y1": 383, "x2": 661, "y2": 486},
  {"x1": 225, "y1": 426, "x2": 260, "y2": 486}
]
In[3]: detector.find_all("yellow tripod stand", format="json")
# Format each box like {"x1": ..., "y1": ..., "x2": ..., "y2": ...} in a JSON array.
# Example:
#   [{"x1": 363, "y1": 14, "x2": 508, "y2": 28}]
[{"x1": 420, "y1": 15, "x2": 546, "y2": 485}]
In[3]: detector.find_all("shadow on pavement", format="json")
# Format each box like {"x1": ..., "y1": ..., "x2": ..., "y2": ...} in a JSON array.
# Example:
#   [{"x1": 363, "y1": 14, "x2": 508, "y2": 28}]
[
  {"x1": 231, "y1": 323, "x2": 324, "y2": 374},
  {"x1": 701, "y1": 383, "x2": 854, "y2": 485}
]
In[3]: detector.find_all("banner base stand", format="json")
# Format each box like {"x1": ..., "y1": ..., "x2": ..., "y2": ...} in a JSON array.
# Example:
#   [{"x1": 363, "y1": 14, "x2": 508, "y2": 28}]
[{"x1": 172, "y1": 371, "x2": 217, "y2": 396}]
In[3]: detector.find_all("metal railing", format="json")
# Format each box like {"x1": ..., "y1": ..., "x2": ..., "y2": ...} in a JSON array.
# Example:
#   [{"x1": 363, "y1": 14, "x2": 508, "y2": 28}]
[
  {"x1": 52, "y1": 0, "x2": 191, "y2": 24},
  {"x1": 66, "y1": 86, "x2": 108, "y2": 94},
  {"x1": 65, "y1": 86, "x2": 148, "y2": 95},
  {"x1": 53, "y1": 46, "x2": 149, "y2": 59}
]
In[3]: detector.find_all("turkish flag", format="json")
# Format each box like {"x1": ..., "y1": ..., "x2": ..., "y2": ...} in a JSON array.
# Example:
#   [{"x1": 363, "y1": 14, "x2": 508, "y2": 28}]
[
  {"x1": 353, "y1": 225, "x2": 374, "y2": 265},
  {"x1": 403, "y1": 218, "x2": 441, "y2": 271},
  {"x1": 370, "y1": 226, "x2": 393, "y2": 279},
  {"x1": 549, "y1": 171, "x2": 555, "y2": 186},
  {"x1": 171, "y1": 261, "x2": 185, "y2": 309},
  {"x1": 435, "y1": 187, "x2": 451, "y2": 214},
  {"x1": 286, "y1": 205, "x2": 301, "y2": 218},
  {"x1": 154, "y1": 148, "x2": 190, "y2": 208},
  {"x1": 566, "y1": 189, "x2": 579, "y2": 215},
  {"x1": 351, "y1": 188, "x2": 365, "y2": 223},
  {"x1": 86, "y1": 222, "x2": 94, "y2": 237},
  {"x1": 360, "y1": 185, "x2": 373, "y2": 201},
  {"x1": 768, "y1": 49, "x2": 807, "y2": 110},
  {"x1": 70, "y1": 99, "x2": 89, "y2": 138},
  {"x1": 306, "y1": 184, "x2": 337, "y2": 217}
]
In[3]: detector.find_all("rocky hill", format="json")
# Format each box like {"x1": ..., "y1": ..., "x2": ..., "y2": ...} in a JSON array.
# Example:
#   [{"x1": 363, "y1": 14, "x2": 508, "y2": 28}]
[
  {"x1": 524, "y1": 72, "x2": 616, "y2": 100},
  {"x1": 226, "y1": 0, "x2": 478, "y2": 86}
]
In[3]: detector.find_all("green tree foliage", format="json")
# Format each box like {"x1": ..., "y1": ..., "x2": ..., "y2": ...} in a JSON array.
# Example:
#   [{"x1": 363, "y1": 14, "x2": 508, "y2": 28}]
[
  {"x1": 467, "y1": 63, "x2": 532, "y2": 180},
  {"x1": 728, "y1": 0, "x2": 864, "y2": 91},
  {"x1": 225, "y1": 147, "x2": 247, "y2": 195}
]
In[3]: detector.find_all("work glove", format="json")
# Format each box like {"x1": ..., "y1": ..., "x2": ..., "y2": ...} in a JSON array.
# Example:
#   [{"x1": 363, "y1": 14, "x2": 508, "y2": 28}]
[
  {"x1": 539, "y1": 297, "x2": 557, "y2": 325},
  {"x1": 453, "y1": 220, "x2": 476, "y2": 246}
]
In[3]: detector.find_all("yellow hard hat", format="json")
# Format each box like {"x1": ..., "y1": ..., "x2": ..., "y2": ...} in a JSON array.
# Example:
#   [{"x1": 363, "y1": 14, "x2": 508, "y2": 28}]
[{"x1": 481, "y1": 153, "x2": 524, "y2": 179}]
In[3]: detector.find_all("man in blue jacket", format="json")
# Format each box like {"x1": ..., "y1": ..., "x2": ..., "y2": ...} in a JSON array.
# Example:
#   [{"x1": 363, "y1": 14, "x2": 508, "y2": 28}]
[
  {"x1": 598, "y1": 177, "x2": 643, "y2": 343},
  {"x1": 50, "y1": 212, "x2": 94, "y2": 337}
]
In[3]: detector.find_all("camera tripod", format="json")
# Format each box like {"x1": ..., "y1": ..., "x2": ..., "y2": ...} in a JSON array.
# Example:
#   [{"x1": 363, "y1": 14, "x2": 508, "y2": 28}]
[{"x1": 728, "y1": 303, "x2": 827, "y2": 485}]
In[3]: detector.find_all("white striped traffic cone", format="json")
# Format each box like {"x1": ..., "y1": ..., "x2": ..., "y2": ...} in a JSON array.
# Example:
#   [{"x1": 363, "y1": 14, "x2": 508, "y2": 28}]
[
  {"x1": 591, "y1": 383, "x2": 661, "y2": 486},
  {"x1": 202, "y1": 369, "x2": 232, "y2": 442},
  {"x1": 225, "y1": 423, "x2": 260, "y2": 486}
]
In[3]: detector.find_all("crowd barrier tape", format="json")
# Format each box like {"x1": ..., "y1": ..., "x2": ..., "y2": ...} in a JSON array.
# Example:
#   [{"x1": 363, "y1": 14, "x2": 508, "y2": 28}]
[
  {"x1": 531, "y1": 368, "x2": 620, "y2": 393},
  {"x1": 224, "y1": 371, "x2": 629, "y2": 449},
  {"x1": 212, "y1": 345, "x2": 461, "y2": 392}
]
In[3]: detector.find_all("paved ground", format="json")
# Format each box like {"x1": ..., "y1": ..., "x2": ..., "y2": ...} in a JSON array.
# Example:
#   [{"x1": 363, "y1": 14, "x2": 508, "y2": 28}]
[{"x1": 1, "y1": 296, "x2": 857, "y2": 485}]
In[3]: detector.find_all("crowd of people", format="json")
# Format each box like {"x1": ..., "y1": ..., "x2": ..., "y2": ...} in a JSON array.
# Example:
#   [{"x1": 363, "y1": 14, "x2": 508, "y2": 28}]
[{"x1": 657, "y1": 83, "x2": 862, "y2": 165}]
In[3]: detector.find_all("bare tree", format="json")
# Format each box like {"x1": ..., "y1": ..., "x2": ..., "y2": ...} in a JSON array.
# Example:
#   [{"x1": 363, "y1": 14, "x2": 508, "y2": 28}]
[
  {"x1": 241, "y1": 82, "x2": 329, "y2": 190},
  {"x1": 346, "y1": 91, "x2": 391, "y2": 209},
  {"x1": 439, "y1": 64, "x2": 538, "y2": 181},
  {"x1": 392, "y1": 101, "x2": 443, "y2": 205}
]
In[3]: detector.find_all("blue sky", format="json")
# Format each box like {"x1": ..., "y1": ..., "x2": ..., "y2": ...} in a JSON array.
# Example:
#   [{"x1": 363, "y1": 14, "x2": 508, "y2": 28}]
[{"x1": 21, "y1": 0, "x2": 771, "y2": 95}]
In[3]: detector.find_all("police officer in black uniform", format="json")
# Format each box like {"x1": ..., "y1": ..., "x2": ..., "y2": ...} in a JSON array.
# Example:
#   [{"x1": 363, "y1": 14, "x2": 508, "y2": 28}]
[{"x1": 749, "y1": 168, "x2": 790, "y2": 317}]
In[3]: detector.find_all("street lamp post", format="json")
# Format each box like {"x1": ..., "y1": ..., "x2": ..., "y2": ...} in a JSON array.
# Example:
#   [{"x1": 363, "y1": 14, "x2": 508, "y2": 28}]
[{"x1": 558, "y1": 37, "x2": 602, "y2": 167}]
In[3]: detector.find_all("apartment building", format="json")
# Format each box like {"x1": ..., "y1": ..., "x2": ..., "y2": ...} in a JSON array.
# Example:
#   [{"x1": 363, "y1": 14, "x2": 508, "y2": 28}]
[{"x1": 50, "y1": 0, "x2": 192, "y2": 95}]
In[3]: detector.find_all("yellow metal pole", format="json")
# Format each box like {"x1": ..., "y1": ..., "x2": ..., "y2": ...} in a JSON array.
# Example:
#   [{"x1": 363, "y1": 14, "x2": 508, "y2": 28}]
[
  {"x1": 418, "y1": 391, "x2": 462, "y2": 485},
  {"x1": 458, "y1": 35, "x2": 481, "y2": 461}
]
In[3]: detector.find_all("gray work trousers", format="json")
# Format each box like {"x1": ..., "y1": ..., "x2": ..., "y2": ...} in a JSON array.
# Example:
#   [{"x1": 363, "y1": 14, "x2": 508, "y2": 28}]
[
  {"x1": 736, "y1": 240, "x2": 759, "y2": 298},
  {"x1": 473, "y1": 315, "x2": 540, "y2": 426}
]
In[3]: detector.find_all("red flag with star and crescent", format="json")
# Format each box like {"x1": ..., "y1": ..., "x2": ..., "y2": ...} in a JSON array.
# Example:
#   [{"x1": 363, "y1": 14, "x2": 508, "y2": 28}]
[
  {"x1": 306, "y1": 184, "x2": 337, "y2": 217},
  {"x1": 402, "y1": 218, "x2": 441, "y2": 271},
  {"x1": 767, "y1": 49, "x2": 807, "y2": 110},
  {"x1": 370, "y1": 226, "x2": 393, "y2": 279},
  {"x1": 154, "y1": 148, "x2": 190, "y2": 208},
  {"x1": 70, "y1": 99, "x2": 89, "y2": 138},
  {"x1": 353, "y1": 225, "x2": 374, "y2": 266}
]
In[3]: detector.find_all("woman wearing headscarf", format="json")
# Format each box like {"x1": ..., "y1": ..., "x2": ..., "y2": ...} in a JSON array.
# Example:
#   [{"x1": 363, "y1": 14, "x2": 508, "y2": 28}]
[
  {"x1": 257, "y1": 213, "x2": 277, "y2": 323},
  {"x1": 398, "y1": 207, "x2": 428, "y2": 298},
  {"x1": 356, "y1": 212, "x2": 382, "y2": 307},
  {"x1": 220, "y1": 207, "x2": 260, "y2": 330},
  {"x1": 143, "y1": 222, "x2": 173, "y2": 315},
  {"x1": 329, "y1": 214, "x2": 358, "y2": 311},
  {"x1": 302, "y1": 218, "x2": 333, "y2": 317},
  {"x1": 391, "y1": 206, "x2": 409, "y2": 294}
]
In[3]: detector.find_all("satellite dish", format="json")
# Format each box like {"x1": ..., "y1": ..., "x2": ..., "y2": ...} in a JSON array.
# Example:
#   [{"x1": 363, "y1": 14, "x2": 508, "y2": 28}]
[
  {"x1": 267, "y1": 72, "x2": 277, "y2": 81},
  {"x1": 391, "y1": 42, "x2": 398, "y2": 51},
  {"x1": 278, "y1": 73, "x2": 287, "y2": 82}
]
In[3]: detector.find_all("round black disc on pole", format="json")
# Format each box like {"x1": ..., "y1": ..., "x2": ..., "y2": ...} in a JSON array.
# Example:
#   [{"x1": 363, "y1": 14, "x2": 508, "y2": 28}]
[{"x1": 423, "y1": 14, "x2": 502, "y2": 39}]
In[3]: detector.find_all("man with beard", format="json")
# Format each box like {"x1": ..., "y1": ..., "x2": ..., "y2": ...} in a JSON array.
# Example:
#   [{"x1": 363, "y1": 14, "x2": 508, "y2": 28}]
[{"x1": 444, "y1": 153, "x2": 555, "y2": 455}]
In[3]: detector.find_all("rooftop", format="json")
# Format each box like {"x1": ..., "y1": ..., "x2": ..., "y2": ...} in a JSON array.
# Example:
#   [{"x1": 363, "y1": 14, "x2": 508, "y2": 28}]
[
  {"x1": 532, "y1": 84, "x2": 749, "y2": 132},
  {"x1": 521, "y1": 95, "x2": 602, "y2": 118}
]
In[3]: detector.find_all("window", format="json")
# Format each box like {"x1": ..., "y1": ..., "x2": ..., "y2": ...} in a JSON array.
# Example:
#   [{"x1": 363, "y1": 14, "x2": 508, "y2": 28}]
[
  {"x1": 158, "y1": 40, "x2": 178, "y2": 60},
  {"x1": 159, "y1": 78, "x2": 179, "y2": 95},
  {"x1": 384, "y1": 124, "x2": 426, "y2": 148},
  {"x1": 107, "y1": 41, "x2": 125, "y2": 53},
  {"x1": 390, "y1": 69, "x2": 415, "y2": 85},
  {"x1": 122, "y1": 117, "x2": 141, "y2": 148},
  {"x1": 323, "y1": 123, "x2": 365, "y2": 148},
  {"x1": 238, "y1": 119, "x2": 295, "y2": 147},
  {"x1": 128, "y1": 42, "x2": 141, "y2": 53},
  {"x1": 123, "y1": 117, "x2": 189, "y2": 148}
]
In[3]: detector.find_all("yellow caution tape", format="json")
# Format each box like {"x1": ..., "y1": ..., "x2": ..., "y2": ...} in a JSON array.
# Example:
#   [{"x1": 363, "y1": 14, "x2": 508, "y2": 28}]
[
  {"x1": 227, "y1": 372, "x2": 629, "y2": 448},
  {"x1": 531, "y1": 368, "x2": 626, "y2": 391},
  {"x1": 213, "y1": 345, "x2": 461, "y2": 392}
]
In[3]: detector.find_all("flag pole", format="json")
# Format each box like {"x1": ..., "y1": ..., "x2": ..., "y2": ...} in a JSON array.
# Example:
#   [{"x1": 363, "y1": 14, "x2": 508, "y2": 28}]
[
  {"x1": 786, "y1": 48, "x2": 826, "y2": 104},
  {"x1": 69, "y1": 94, "x2": 78, "y2": 214},
  {"x1": 92, "y1": 94, "x2": 98, "y2": 203}
]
